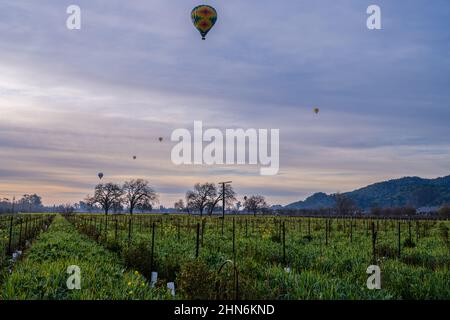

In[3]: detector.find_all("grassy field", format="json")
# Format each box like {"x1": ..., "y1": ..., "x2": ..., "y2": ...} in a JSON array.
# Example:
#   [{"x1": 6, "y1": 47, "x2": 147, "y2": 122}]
[
  {"x1": 1, "y1": 213, "x2": 449, "y2": 300},
  {"x1": 1, "y1": 215, "x2": 168, "y2": 299}
]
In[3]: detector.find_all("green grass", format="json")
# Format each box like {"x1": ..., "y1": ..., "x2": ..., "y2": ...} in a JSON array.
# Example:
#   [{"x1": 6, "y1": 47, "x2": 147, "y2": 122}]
[
  {"x1": 1, "y1": 215, "x2": 167, "y2": 300},
  {"x1": 2, "y1": 214, "x2": 449, "y2": 300},
  {"x1": 64, "y1": 215, "x2": 450, "y2": 300}
]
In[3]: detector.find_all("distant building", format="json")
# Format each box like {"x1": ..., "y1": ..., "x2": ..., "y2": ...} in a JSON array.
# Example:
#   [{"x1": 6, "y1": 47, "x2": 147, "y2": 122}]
[{"x1": 417, "y1": 206, "x2": 439, "y2": 214}]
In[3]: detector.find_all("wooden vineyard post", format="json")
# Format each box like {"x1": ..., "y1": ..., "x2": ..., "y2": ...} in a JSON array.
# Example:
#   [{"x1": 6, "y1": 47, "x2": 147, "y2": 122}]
[
  {"x1": 196, "y1": 222, "x2": 200, "y2": 258},
  {"x1": 18, "y1": 218, "x2": 23, "y2": 247},
  {"x1": 415, "y1": 221, "x2": 419, "y2": 242},
  {"x1": 350, "y1": 218, "x2": 353, "y2": 243},
  {"x1": 128, "y1": 217, "x2": 132, "y2": 245},
  {"x1": 221, "y1": 216, "x2": 224, "y2": 237},
  {"x1": 282, "y1": 221, "x2": 286, "y2": 265},
  {"x1": 150, "y1": 222, "x2": 156, "y2": 272},
  {"x1": 408, "y1": 219, "x2": 412, "y2": 243},
  {"x1": 308, "y1": 219, "x2": 311, "y2": 237},
  {"x1": 278, "y1": 219, "x2": 282, "y2": 241},
  {"x1": 104, "y1": 215, "x2": 108, "y2": 241},
  {"x1": 397, "y1": 221, "x2": 401, "y2": 258},
  {"x1": 8, "y1": 216, "x2": 13, "y2": 254},
  {"x1": 371, "y1": 222, "x2": 377, "y2": 264},
  {"x1": 232, "y1": 217, "x2": 236, "y2": 262},
  {"x1": 252, "y1": 220, "x2": 255, "y2": 237},
  {"x1": 115, "y1": 219, "x2": 118, "y2": 241},
  {"x1": 325, "y1": 219, "x2": 328, "y2": 246},
  {"x1": 366, "y1": 220, "x2": 369, "y2": 237},
  {"x1": 24, "y1": 217, "x2": 28, "y2": 241},
  {"x1": 245, "y1": 219, "x2": 248, "y2": 238},
  {"x1": 329, "y1": 219, "x2": 332, "y2": 239},
  {"x1": 201, "y1": 219, "x2": 206, "y2": 247}
]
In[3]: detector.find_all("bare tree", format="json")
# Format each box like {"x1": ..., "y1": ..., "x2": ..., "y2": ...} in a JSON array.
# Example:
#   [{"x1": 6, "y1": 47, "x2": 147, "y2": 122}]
[
  {"x1": 88, "y1": 183, "x2": 123, "y2": 215},
  {"x1": 122, "y1": 179, "x2": 158, "y2": 215},
  {"x1": 207, "y1": 184, "x2": 237, "y2": 216},
  {"x1": 185, "y1": 183, "x2": 217, "y2": 217},
  {"x1": 334, "y1": 193, "x2": 357, "y2": 215},
  {"x1": 18, "y1": 194, "x2": 43, "y2": 212},
  {"x1": 61, "y1": 204, "x2": 75, "y2": 214},
  {"x1": 174, "y1": 199, "x2": 185, "y2": 212},
  {"x1": 243, "y1": 195, "x2": 269, "y2": 216},
  {"x1": 437, "y1": 204, "x2": 450, "y2": 219}
]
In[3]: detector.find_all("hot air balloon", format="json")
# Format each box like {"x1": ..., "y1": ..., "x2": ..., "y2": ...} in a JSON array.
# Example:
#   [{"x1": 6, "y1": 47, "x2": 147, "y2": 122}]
[
  {"x1": 98, "y1": 172, "x2": 104, "y2": 180},
  {"x1": 133, "y1": 156, "x2": 137, "y2": 160},
  {"x1": 191, "y1": 5, "x2": 217, "y2": 40},
  {"x1": 159, "y1": 137, "x2": 163, "y2": 142},
  {"x1": 313, "y1": 107, "x2": 320, "y2": 114}
]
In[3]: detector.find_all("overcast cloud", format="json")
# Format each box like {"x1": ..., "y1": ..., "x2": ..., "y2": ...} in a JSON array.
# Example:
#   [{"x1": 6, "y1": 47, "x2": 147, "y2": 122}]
[{"x1": 0, "y1": 0, "x2": 449, "y2": 206}]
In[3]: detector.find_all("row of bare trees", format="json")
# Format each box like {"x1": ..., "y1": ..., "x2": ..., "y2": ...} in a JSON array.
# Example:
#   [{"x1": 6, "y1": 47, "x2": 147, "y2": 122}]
[
  {"x1": 173, "y1": 183, "x2": 269, "y2": 217},
  {"x1": 86, "y1": 179, "x2": 158, "y2": 215},
  {"x1": 0, "y1": 194, "x2": 43, "y2": 214},
  {"x1": 84, "y1": 179, "x2": 270, "y2": 216}
]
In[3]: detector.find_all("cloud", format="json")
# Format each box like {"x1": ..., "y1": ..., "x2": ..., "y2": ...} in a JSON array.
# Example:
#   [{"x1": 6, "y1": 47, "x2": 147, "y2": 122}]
[{"x1": 0, "y1": 0, "x2": 449, "y2": 206}]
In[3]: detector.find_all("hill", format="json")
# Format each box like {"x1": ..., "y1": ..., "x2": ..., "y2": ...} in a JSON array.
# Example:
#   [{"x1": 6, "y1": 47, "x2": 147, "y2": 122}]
[{"x1": 285, "y1": 175, "x2": 450, "y2": 210}]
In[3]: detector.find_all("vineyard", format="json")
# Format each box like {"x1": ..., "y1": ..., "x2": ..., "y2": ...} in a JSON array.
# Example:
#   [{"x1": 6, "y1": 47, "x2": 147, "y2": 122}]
[{"x1": 0, "y1": 213, "x2": 449, "y2": 300}]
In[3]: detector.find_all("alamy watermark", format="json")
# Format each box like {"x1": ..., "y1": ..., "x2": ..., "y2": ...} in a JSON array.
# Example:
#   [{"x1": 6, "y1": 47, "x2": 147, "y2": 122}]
[
  {"x1": 171, "y1": 121, "x2": 280, "y2": 176},
  {"x1": 366, "y1": 265, "x2": 381, "y2": 290},
  {"x1": 65, "y1": 4, "x2": 381, "y2": 31},
  {"x1": 66, "y1": 5, "x2": 81, "y2": 30},
  {"x1": 66, "y1": 265, "x2": 81, "y2": 290}
]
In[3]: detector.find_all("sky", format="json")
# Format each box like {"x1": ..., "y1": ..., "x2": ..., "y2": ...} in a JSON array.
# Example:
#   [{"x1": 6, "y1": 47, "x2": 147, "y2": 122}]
[{"x1": 0, "y1": 0, "x2": 450, "y2": 207}]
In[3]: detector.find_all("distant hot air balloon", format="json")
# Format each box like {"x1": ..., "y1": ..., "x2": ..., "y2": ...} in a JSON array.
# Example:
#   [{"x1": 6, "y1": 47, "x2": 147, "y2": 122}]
[
  {"x1": 133, "y1": 156, "x2": 137, "y2": 160},
  {"x1": 313, "y1": 107, "x2": 320, "y2": 114},
  {"x1": 191, "y1": 5, "x2": 217, "y2": 40},
  {"x1": 159, "y1": 137, "x2": 163, "y2": 142},
  {"x1": 98, "y1": 172, "x2": 104, "y2": 180}
]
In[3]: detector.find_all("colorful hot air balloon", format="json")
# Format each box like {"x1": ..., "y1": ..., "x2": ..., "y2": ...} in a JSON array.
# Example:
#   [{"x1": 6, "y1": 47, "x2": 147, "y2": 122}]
[
  {"x1": 98, "y1": 172, "x2": 104, "y2": 180},
  {"x1": 313, "y1": 107, "x2": 320, "y2": 114},
  {"x1": 191, "y1": 5, "x2": 217, "y2": 40}
]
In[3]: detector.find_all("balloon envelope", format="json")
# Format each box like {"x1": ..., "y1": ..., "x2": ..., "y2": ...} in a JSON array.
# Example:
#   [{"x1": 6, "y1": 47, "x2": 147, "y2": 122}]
[
  {"x1": 133, "y1": 156, "x2": 137, "y2": 160},
  {"x1": 313, "y1": 108, "x2": 320, "y2": 114},
  {"x1": 98, "y1": 173, "x2": 103, "y2": 179},
  {"x1": 159, "y1": 137, "x2": 163, "y2": 142},
  {"x1": 191, "y1": 5, "x2": 217, "y2": 40}
]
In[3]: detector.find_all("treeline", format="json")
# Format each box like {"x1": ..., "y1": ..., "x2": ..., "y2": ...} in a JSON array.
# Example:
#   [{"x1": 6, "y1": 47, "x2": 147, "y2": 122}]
[
  {"x1": 3, "y1": 182, "x2": 449, "y2": 218},
  {"x1": 84, "y1": 180, "x2": 270, "y2": 216},
  {"x1": 0, "y1": 194, "x2": 43, "y2": 214},
  {"x1": 83, "y1": 179, "x2": 158, "y2": 215},
  {"x1": 279, "y1": 203, "x2": 450, "y2": 219},
  {"x1": 174, "y1": 182, "x2": 269, "y2": 217}
]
